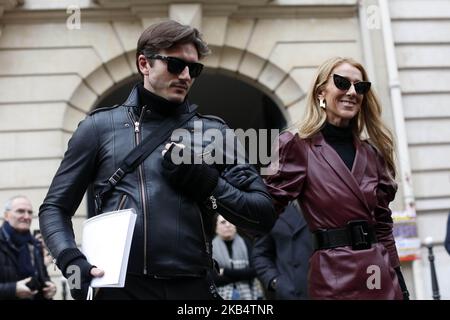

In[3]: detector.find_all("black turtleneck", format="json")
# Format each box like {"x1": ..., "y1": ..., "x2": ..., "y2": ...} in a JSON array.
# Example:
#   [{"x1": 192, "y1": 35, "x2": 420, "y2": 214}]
[
  {"x1": 136, "y1": 82, "x2": 188, "y2": 117},
  {"x1": 321, "y1": 122, "x2": 355, "y2": 171}
]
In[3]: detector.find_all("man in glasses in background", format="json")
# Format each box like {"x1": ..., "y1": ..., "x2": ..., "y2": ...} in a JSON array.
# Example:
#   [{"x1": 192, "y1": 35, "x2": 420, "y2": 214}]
[
  {"x1": 39, "y1": 20, "x2": 275, "y2": 300},
  {"x1": 1, "y1": 196, "x2": 57, "y2": 300}
]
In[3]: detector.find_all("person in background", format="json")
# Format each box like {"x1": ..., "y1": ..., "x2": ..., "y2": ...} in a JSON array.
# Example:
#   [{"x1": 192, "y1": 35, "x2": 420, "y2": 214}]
[
  {"x1": 33, "y1": 230, "x2": 52, "y2": 267},
  {"x1": 212, "y1": 215, "x2": 263, "y2": 300},
  {"x1": 264, "y1": 57, "x2": 409, "y2": 300},
  {"x1": 0, "y1": 195, "x2": 56, "y2": 300},
  {"x1": 252, "y1": 201, "x2": 312, "y2": 299}
]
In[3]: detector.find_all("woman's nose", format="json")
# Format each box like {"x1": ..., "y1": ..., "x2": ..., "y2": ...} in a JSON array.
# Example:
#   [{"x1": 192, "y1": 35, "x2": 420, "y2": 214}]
[{"x1": 346, "y1": 83, "x2": 357, "y2": 96}]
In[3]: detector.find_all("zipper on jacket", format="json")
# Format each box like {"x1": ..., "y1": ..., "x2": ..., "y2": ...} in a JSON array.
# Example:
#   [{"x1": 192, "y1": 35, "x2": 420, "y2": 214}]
[
  {"x1": 209, "y1": 196, "x2": 218, "y2": 210},
  {"x1": 128, "y1": 105, "x2": 149, "y2": 274},
  {"x1": 197, "y1": 207, "x2": 215, "y2": 271},
  {"x1": 197, "y1": 208, "x2": 210, "y2": 256},
  {"x1": 52, "y1": 257, "x2": 57, "y2": 271},
  {"x1": 116, "y1": 194, "x2": 128, "y2": 211},
  {"x1": 209, "y1": 195, "x2": 260, "y2": 225}
]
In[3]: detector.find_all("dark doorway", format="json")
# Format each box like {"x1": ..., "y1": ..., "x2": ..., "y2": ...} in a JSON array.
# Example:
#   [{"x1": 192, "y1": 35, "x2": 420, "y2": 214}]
[{"x1": 94, "y1": 71, "x2": 286, "y2": 131}]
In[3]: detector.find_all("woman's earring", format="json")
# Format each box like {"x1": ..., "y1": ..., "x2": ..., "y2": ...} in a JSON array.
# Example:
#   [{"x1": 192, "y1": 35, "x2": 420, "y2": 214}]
[{"x1": 319, "y1": 98, "x2": 326, "y2": 109}]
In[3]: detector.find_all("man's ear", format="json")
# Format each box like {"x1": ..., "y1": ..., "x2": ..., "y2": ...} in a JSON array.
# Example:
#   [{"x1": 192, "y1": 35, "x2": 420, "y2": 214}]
[
  {"x1": 137, "y1": 54, "x2": 150, "y2": 76},
  {"x1": 4, "y1": 211, "x2": 10, "y2": 222}
]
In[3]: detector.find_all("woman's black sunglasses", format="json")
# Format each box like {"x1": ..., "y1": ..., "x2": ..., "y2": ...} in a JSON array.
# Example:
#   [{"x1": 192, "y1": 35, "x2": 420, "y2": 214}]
[
  {"x1": 333, "y1": 74, "x2": 371, "y2": 95},
  {"x1": 148, "y1": 54, "x2": 204, "y2": 78}
]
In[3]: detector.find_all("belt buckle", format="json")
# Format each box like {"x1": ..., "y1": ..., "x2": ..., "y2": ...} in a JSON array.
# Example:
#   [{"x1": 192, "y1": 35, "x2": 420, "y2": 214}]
[{"x1": 347, "y1": 220, "x2": 371, "y2": 250}]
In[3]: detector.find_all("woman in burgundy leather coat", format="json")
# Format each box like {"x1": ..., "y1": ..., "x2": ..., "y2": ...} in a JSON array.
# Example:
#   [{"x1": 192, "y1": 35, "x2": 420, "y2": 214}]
[{"x1": 265, "y1": 57, "x2": 409, "y2": 299}]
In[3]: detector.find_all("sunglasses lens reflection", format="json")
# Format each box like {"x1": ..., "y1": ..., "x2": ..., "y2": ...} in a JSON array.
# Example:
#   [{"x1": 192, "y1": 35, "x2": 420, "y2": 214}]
[
  {"x1": 189, "y1": 64, "x2": 203, "y2": 78},
  {"x1": 354, "y1": 82, "x2": 371, "y2": 95},
  {"x1": 333, "y1": 74, "x2": 371, "y2": 95},
  {"x1": 333, "y1": 74, "x2": 351, "y2": 91},
  {"x1": 167, "y1": 58, "x2": 185, "y2": 74},
  {"x1": 167, "y1": 58, "x2": 203, "y2": 78}
]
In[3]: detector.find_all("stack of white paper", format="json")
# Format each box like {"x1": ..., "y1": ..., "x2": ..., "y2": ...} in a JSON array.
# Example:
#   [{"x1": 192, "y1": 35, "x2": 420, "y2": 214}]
[{"x1": 81, "y1": 208, "x2": 137, "y2": 288}]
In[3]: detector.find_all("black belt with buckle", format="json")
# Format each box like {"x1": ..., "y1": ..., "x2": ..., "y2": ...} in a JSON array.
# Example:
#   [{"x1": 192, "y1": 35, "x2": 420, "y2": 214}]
[{"x1": 312, "y1": 220, "x2": 377, "y2": 251}]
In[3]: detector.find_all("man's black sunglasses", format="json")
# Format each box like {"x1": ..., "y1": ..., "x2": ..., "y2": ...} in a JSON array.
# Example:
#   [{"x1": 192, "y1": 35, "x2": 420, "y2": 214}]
[
  {"x1": 148, "y1": 54, "x2": 204, "y2": 78},
  {"x1": 333, "y1": 74, "x2": 371, "y2": 95}
]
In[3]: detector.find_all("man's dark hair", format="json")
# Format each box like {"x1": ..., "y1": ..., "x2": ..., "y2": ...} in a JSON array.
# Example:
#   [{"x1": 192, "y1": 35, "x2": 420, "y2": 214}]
[{"x1": 136, "y1": 20, "x2": 211, "y2": 76}]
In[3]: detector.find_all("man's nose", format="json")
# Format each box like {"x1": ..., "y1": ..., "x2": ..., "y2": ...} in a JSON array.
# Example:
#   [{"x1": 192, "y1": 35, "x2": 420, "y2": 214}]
[{"x1": 178, "y1": 66, "x2": 191, "y2": 80}]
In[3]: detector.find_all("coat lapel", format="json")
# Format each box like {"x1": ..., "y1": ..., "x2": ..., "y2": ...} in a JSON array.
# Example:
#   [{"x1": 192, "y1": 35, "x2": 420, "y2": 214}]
[
  {"x1": 351, "y1": 138, "x2": 367, "y2": 186},
  {"x1": 279, "y1": 204, "x2": 307, "y2": 236},
  {"x1": 313, "y1": 133, "x2": 370, "y2": 211}
]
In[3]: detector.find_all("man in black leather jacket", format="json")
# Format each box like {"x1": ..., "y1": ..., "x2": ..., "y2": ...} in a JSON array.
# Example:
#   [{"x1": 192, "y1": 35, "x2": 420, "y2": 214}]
[{"x1": 39, "y1": 20, "x2": 276, "y2": 300}]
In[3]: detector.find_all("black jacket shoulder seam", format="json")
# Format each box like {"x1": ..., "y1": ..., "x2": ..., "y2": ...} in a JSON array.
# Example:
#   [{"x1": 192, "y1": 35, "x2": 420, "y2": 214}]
[
  {"x1": 89, "y1": 104, "x2": 121, "y2": 115},
  {"x1": 196, "y1": 113, "x2": 226, "y2": 124}
]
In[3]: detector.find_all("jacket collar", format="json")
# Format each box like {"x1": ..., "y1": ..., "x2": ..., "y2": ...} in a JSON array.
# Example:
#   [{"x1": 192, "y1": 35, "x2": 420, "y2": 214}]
[
  {"x1": 122, "y1": 83, "x2": 193, "y2": 120},
  {"x1": 122, "y1": 83, "x2": 139, "y2": 108},
  {"x1": 278, "y1": 204, "x2": 308, "y2": 236},
  {"x1": 312, "y1": 132, "x2": 370, "y2": 211}
]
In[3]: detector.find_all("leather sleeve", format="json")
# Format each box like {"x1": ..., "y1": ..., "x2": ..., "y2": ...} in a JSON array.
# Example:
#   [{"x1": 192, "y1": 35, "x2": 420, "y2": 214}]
[
  {"x1": 211, "y1": 174, "x2": 276, "y2": 234},
  {"x1": 39, "y1": 115, "x2": 99, "y2": 264},
  {"x1": 373, "y1": 150, "x2": 400, "y2": 268},
  {"x1": 207, "y1": 124, "x2": 276, "y2": 234},
  {"x1": 264, "y1": 131, "x2": 307, "y2": 214}
]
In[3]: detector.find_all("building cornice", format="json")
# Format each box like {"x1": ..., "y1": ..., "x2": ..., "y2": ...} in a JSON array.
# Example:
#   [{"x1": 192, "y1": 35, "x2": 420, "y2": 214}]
[
  {"x1": 1, "y1": 1, "x2": 358, "y2": 23},
  {"x1": 94, "y1": 0, "x2": 270, "y2": 7},
  {"x1": 229, "y1": 4, "x2": 357, "y2": 19},
  {"x1": 1, "y1": 8, "x2": 137, "y2": 23}
]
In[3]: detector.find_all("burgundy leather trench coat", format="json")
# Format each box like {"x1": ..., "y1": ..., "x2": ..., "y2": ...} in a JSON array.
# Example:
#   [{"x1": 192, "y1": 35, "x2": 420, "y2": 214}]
[{"x1": 265, "y1": 131, "x2": 403, "y2": 300}]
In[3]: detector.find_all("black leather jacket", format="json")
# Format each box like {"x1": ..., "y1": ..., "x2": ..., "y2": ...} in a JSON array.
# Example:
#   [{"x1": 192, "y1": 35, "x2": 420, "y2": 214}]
[{"x1": 39, "y1": 85, "x2": 276, "y2": 277}]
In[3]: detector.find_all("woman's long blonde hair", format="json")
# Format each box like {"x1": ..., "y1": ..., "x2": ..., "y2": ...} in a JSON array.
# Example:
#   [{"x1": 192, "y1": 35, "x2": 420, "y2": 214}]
[{"x1": 298, "y1": 57, "x2": 396, "y2": 177}]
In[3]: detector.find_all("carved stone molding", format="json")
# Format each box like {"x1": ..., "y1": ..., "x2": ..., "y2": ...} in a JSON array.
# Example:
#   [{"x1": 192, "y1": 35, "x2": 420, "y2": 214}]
[
  {"x1": 0, "y1": 0, "x2": 358, "y2": 24},
  {"x1": 95, "y1": 0, "x2": 358, "y2": 19},
  {"x1": 0, "y1": 0, "x2": 23, "y2": 10},
  {"x1": 169, "y1": 3, "x2": 202, "y2": 29},
  {"x1": 0, "y1": 0, "x2": 23, "y2": 18},
  {"x1": 94, "y1": 0, "x2": 270, "y2": 7}
]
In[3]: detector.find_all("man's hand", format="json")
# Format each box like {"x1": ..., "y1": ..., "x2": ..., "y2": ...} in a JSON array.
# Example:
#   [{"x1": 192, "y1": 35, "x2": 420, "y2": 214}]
[
  {"x1": 16, "y1": 277, "x2": 37, "y2": 299},
  {"x1": 68, "y1": 259, "x2": 104, "y2": 300},
  {"x1": 42, "y1": 281, "x2": 57, "y2": 300},
  {"x1": 222, "y1": 164, "x2": 259, "y2": 190},
  {"x1": 161, "y1": 143, "x2": 219, "y2": 201},
  {"x1": 57, "y1": 248, "x2": 105, "y2": 300}
]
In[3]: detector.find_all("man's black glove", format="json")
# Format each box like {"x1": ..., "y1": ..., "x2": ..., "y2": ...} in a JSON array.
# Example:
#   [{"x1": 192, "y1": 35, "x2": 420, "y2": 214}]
[
  {"x1": 222, "y1": 164, "x2": 259, "y2": 190},
  {"x1": 161, "y1": 143, "x2": 219, "y2": 201},
  {"x1": 57, "y1": 248, "x2": 94, "y2": 300},
  {"x1": 395, "y1": 266, "x2": 410, "y2": 300}
]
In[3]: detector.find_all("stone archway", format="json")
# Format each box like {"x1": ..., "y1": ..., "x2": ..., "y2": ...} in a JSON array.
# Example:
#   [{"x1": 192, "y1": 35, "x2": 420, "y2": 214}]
[{"x1": 65, "y1": 45, "x2": 306, "y2": 137}]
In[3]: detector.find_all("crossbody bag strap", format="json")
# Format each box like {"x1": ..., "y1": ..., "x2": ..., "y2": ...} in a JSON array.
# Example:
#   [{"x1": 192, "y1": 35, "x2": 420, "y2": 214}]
[{"x1": 94, "y1": 106, "x2": 198, "y2": 213}]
